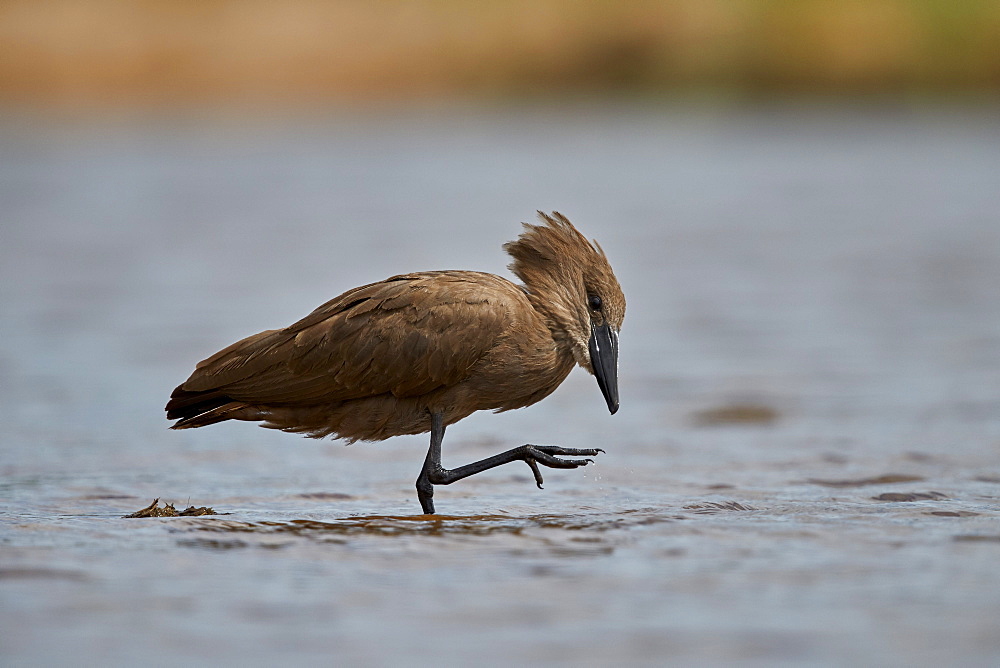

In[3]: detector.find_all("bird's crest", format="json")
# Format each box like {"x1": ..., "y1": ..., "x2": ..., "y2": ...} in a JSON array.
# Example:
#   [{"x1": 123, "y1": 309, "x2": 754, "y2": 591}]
[
  {"x1": 505, "y1": 212, "x2": 621, "y2": 310},
  {"x1": 504, "y1": 211, "x2": 625, "y2": 369},
  {"x1": 505, "y1": 212, "x2": 605, "y2": 289}
]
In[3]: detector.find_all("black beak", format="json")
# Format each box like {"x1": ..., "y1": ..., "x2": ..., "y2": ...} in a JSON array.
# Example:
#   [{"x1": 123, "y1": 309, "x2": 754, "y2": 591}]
[{"x1": 588, "y1": 321, "x2": 619, "y2": 414}]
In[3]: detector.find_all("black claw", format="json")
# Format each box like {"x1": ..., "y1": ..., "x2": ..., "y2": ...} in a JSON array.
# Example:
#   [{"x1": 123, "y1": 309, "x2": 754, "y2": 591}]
[{"x1": 525, "y1": 458, "x2": 545, "y2": 488}]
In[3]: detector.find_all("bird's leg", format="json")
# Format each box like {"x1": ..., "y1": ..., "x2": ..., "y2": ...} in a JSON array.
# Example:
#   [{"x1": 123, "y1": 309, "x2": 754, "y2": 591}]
[
  {"x1": 415, "y1": 411, "x2": 603, "y2": 514},
  {"x1": 415, "y1": 412, "x2": 447, "y2": 514}
]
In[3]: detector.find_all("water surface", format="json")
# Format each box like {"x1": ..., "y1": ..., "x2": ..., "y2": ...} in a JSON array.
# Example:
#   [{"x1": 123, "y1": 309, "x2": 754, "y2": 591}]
[{"x1": 2, "y1": 102, "x2": 1000, "y2": 665}]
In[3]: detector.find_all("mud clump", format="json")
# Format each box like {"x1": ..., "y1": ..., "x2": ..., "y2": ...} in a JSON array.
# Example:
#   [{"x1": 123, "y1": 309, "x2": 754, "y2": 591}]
[
  {"x1": 123, "y1": 498, "x2": 218, "y2": 518},
  {"x1": 691, "y1": 404, "x2": 779, "y2": 426}
]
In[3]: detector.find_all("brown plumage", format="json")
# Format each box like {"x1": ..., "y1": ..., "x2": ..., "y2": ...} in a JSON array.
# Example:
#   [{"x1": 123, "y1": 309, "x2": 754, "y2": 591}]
[{"x1": 166, "y1": 211, "x2": 625, "y2": 513}]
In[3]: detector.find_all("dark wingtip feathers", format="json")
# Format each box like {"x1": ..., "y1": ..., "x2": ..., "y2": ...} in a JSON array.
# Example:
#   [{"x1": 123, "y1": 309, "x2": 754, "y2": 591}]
[{"x1": 165, "y1": 386, "x2": 239, "y2": 428}]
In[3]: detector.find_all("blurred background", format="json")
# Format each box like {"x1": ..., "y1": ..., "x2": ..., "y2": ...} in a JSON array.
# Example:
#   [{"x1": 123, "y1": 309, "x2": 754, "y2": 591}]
[
  {"x1": 3, "y1": 2, "x2": 1000, "y2": 666},
  {"x1": 1, "y1": 0, "x2": 999, "y2": 106}
]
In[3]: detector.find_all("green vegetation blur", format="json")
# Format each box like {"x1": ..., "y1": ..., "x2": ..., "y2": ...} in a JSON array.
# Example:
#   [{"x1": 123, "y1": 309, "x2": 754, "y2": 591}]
[{"x1": 2, "y1": 0, "x2": 997, "y2": 107}]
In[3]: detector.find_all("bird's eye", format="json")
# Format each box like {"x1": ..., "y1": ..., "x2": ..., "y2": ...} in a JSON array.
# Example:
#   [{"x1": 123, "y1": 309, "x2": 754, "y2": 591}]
[{"x1": 588, "y1": 294, "x2": 603, "y2": 311}]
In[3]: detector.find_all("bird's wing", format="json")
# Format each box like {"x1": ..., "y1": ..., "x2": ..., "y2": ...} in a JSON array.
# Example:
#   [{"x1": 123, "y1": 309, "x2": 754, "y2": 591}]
[{"x1": 179, "y1": 272, "x2": 515, "y2": 403}]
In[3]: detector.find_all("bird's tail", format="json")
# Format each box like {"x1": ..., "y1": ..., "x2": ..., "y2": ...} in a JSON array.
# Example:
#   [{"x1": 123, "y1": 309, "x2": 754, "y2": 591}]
[{"x1": 166, "y1": 387, "x2": 251, "y2": 429}]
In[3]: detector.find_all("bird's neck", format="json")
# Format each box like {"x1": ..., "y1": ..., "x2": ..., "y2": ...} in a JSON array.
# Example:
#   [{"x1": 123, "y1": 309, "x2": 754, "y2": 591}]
[{"x1": 522, "y1": 286, "x2": 586, "y2": 368}]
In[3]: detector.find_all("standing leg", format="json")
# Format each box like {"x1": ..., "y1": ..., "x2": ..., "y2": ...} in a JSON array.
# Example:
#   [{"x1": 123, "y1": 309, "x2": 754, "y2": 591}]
[{"x1": 415, "y1": 412, "x2": 446, "y2": 514}]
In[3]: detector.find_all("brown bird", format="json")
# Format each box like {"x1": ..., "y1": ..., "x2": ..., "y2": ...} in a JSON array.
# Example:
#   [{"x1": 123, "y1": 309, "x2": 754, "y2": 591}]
[{"x1": 166, "y1": 212, "x2": 625, "y2": 514}]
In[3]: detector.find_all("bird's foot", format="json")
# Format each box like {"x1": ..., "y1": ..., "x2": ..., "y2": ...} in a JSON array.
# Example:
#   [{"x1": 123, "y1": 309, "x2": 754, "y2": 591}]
[
  {"x1": 415, "y1": 441, "x2": 605, "y2": 514},
  {"x1": 416, "y1": 471, "x2": 438, "y2": 514},
  {"x1": 519, "y1": 445, "x2": 604, "y2": 489}
]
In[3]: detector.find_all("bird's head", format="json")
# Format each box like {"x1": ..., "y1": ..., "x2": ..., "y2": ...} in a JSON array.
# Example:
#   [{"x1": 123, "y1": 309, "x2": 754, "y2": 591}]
[{"x1": 504, "y1": 211, "x2": 626, "y2": 414}]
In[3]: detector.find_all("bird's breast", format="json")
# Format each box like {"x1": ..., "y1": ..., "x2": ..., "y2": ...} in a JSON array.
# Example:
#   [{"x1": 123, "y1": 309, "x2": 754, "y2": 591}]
[{"x1": 456, "y1": 334, "x2": 576, "y2": 414}]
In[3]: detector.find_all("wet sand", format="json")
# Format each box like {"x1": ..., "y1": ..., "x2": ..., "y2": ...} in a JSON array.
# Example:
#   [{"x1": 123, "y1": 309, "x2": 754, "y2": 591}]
[{"x1": 2, "y1": 102, "x2": 1000, "y2": 665}]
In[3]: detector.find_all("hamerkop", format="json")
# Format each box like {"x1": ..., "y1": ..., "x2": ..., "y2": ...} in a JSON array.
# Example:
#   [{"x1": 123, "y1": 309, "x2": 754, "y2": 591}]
[{"x1": 166, "y1": 212, "x2": 625, "y2": 513}]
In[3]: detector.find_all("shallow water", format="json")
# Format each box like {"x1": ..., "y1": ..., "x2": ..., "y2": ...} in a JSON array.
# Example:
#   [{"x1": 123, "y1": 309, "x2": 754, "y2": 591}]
[{"x1": 2, "y1": 102, "x2": 1000, "y2": 665}]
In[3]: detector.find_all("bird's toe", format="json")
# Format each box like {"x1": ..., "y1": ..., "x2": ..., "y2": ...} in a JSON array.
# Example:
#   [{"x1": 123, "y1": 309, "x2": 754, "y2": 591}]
[{"x1": 529, "y1": 445, "x2": 604, "y2": 458}]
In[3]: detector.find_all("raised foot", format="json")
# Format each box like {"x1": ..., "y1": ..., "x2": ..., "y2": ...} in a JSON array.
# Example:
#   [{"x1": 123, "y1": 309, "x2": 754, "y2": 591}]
[
  {"x1": 415, "y1": 440, "x2": 606, "y2": 515},
  {"x1": 520, "y1": 445, "x2": 604, "y2": 489}
]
